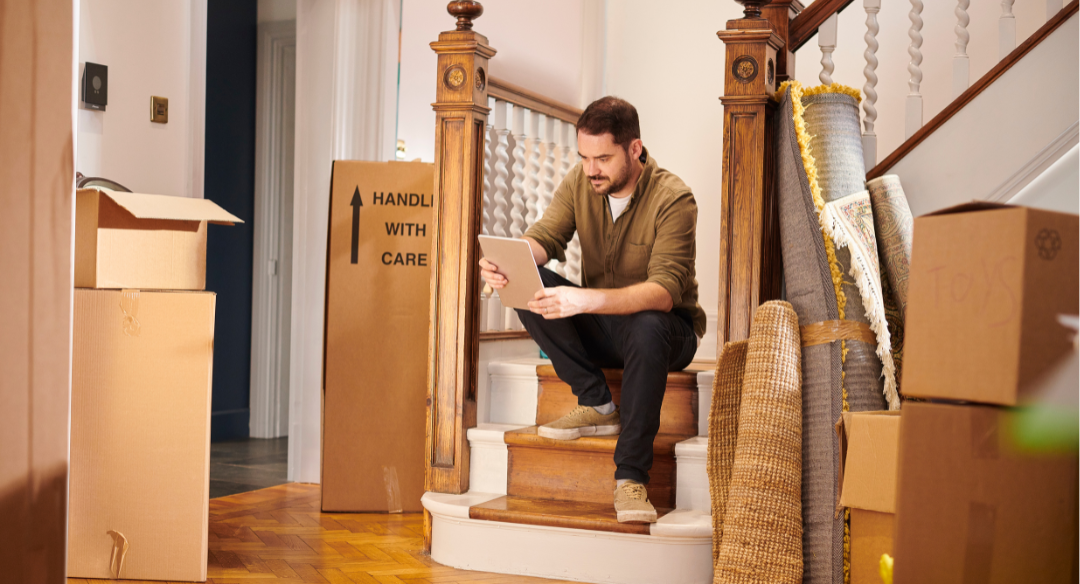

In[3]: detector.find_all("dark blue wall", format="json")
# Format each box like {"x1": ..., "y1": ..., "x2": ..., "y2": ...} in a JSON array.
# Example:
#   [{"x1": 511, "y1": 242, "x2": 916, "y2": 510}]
[{"x1": 204, "y1": 0, "x2": 257, "y2": 442}]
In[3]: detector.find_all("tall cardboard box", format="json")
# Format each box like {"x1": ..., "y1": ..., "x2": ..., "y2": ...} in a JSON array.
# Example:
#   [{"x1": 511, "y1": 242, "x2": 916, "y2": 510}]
[
  {"x1": 68, "y1": 289, "x2": 216, "y2": 581},
  {"x1": 893, "y1": 402, "x2": 1078, "y2": 584},
  {"x1": 903, "y1": 203, "x2": 1078, "y2": 405},
  {"x1": 322, "y1": 160, "x2": 434, "y2": 512},
  {"x1": 837, "y1": 411, "x2": 901, "y2": 584},
  {"x1": 75, "y1": 188, "x2": 241, "y2": 290}
]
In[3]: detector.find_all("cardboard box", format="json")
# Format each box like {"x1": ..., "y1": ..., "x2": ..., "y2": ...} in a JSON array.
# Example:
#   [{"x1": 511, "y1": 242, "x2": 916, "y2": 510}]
[
  {"x1": 68, "y1": 289, "x2": 216, "y2": 581},
  {"x1": 75, "y1": 188, "x2": 242, "y2": 290},
  {"x1": 837, "y1": 411, "x2": 901, "y2": 584},
  {"x1": 893, "y1": 402, "x2": 1078, "y2": 584},
  {"x1": 902, "y1": 203, "x2": 1078, "y2": 405},
  {"x1": 322, "y1": 160, "x2": 434, "y2": 512}
]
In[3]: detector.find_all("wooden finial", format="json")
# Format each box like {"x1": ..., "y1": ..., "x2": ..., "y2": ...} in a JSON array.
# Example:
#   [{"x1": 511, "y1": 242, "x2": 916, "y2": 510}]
[
  {"x1": 447, "y1": 0, "x2": 483, "y2": 31},
  {"x1": 734, "y1": 0, "x2": 767, "y2": 19}
]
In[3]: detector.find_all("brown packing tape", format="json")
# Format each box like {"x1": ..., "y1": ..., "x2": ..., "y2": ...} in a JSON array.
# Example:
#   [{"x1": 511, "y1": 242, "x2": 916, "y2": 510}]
[
  {"x1": 801, "y1": 319, "x2": 876, "y2": 347},
  {"x1": 107, "y1": 530, "x2": 129, "y2": 579},
  {"x1": 120, "y1": 289, "x2": 141, "y2": 336},
  {"x1": 383, "y1": 466, "x2": 403, "y2": 514}
]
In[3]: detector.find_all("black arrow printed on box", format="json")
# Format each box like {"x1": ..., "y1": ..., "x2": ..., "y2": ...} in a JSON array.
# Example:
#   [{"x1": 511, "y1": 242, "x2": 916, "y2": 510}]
[{"x1": 350, "y1": 187, "x2": 362, "y2": 264}]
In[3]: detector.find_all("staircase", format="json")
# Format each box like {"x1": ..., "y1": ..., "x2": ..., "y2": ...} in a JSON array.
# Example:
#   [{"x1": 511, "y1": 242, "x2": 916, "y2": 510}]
[{"x1": 422, "y1": 359, "x2": 716, "y2": 584}]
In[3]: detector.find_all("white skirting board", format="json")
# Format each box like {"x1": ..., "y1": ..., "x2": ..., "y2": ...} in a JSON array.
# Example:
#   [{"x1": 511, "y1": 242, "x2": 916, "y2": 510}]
[{"x1": 423, "y1": 493, "x2": 713, "y2": 584}]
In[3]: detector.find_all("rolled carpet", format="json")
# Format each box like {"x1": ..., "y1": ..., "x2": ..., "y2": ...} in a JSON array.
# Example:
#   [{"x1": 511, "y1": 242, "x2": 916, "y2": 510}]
[
  {"x1": 708, "y1": 340, "x2": 747, "y2": 565},
  {"x1": 714, "y1": 301, "x2": 803, "y2": 584},
  {"x1": 774, "y1": 84, "x2": 844, "y2": 584},
  {"x1": 866, "y1": 174, "x2": 914, "y2": 320}
]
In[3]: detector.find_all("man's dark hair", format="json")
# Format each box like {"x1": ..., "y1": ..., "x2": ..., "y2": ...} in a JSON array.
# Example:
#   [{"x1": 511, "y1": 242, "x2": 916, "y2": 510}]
[{"x1": 575, "y1": 96, "x2": 640, "y2": 148}]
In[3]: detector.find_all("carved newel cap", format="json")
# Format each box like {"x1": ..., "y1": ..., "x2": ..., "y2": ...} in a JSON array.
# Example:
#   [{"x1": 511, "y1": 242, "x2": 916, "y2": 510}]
[
  {"x1": 447, "y1": 0, "x2": 483, "y2": 31},
  {"x1": 734, "y1": 0, "x2": 767, "y2": 19}
]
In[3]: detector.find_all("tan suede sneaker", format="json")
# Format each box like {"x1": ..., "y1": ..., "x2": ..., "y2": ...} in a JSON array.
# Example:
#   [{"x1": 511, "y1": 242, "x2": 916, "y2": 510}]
[
  {"x1": 614, "y1": 480, "x2": 658, "y2": 523},
  {"x1": 536, "y1": 405, "x2": 621, "y2": 440}
]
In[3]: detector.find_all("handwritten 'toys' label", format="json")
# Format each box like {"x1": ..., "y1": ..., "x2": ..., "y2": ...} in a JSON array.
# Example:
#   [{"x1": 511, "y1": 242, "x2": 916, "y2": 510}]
[{"x1": 924, "y1": 255, "x2": 1020, "y2": 328}]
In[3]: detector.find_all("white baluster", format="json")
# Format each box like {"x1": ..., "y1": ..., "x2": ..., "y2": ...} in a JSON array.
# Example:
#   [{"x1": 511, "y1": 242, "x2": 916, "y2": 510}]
[
  {"x1": 1047, "y1": 0, "x2": 1064, "y2": 21},
  {"x1": 906, "y1": 0, "x2": 924, "y2": 139},
  {"x1": 862, "y1": 0, "x2": 880, "y2": 169},
  {"x1": 539, "y1": 115, "x2": 557, "y2": 220},
  {"x1": 479, "y1": 110, "x2": 495, "y2": 332},
  {"x1": 524, "y1": 111, "x2": 542, "y2": 229},
  {"x1": 504, "y1": 106, "x2": 527, "y2": 330},
  {"x1": 819, "y1": 13, "x2": 838, "y2": 86},
  {"x1": 509, "y1": 106, "x2": 527, "y2": 239},
  {"x1": 482, "y1": 115, "x2": 496, "y2": 236},
  {"x1": 489, "y1": 100, "x2": 512, "y2": 331},
  {"x1": 492, "y1": 100, "x2": 512, "y2": 239},
  {"x1": 553, "y1": 121, "x2": 576, "y2": 277},
  {"x1": 1000, "y1": 0, "x2": 1016, "y2": 59},
  {"x1": 953, "y1": 0, "x2": 970, "y2": 98}
]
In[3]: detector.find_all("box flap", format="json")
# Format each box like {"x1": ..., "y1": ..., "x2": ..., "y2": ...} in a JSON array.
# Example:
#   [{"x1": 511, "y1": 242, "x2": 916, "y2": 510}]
[
  {"x1": 837, "y1": 410, "x2": 901, "y2": 513},
  {"x1": 920, "y1": 200, "x2": 1015, "y2": 217},
  {"x1": 89, "y1": 188, "x2": 243, "y2": 224}
]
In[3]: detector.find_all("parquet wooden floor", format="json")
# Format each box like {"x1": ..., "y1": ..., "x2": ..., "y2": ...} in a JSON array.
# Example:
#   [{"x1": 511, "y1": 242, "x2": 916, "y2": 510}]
[{"x1": 67, "y1": 483, "x2": 576, "y2": 584}]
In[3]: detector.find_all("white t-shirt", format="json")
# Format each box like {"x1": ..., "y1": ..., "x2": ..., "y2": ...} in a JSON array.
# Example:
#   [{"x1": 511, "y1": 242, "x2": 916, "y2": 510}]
[{"x1": 608, "y1": 195, "x2": 631, "y2": 221}]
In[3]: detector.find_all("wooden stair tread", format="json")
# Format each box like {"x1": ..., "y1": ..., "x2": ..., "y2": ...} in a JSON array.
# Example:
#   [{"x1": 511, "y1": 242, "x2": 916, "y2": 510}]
[
  {"x1": 469, "y1": 495, "x2": 672, "y2": 536},
  {"x1": 504, "y1": 426, "x2": 692, "y2": 455},
  {"x1": 536, "y1": 364, "x2": 699, "y2": 382},
  {"x1": 535, "y1": 367, "x2": 700, "y2": 435}
]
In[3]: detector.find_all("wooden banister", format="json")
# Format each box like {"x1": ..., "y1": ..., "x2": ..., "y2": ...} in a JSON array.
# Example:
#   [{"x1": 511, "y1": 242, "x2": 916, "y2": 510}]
[
  {"x1": 715, "y1": 4, "x2": 785, "y2": 350},
  {"x1": 788, "y1": 0, "x2": 854, "y2": 52},
  {"x1": 425, "y1": 0, "x2": 494, "y2": 521},
  {"x1": 488, "y1": 76, "x2": 582, "y2": 125},
  {"x1": 868, "y1": 0, "x2": 1078, "y2": 179}
]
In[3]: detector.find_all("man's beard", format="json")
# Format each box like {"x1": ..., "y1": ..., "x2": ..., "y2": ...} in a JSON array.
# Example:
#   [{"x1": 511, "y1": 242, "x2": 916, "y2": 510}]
[{"x1": 587, "y1": 154, "x2": 632, "y2": 196}]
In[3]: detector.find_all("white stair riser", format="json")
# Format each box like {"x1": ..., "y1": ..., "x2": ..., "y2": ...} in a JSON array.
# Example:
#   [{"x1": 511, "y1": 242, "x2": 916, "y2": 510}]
[
  {"x1": 675, "y1": 437, "x2": 709, "y2": 513},
  {"x1": 430, "y1": 514, "x2": 713, "y2": 584}
]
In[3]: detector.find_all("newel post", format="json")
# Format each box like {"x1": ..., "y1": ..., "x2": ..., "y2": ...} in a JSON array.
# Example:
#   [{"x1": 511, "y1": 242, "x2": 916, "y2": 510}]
[
  {"x1": 716, "y1": 0, "x2": 784, "y2": 351},
  {"x1": 425, "y1": 0, "x2": 495, "y2": 506}
]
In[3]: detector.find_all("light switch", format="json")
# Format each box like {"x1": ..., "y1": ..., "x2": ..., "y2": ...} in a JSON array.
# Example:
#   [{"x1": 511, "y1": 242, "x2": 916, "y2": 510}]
[{"x1": 151, "y1": 96, "x2": 168, "y2": 123}]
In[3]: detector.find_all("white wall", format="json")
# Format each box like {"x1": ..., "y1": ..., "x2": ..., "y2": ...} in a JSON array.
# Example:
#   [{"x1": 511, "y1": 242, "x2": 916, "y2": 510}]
[
  {"x1": 289, "y1": 0, "x2": 399, "y2": 483},
  {"x1": 397, "y1": 0, "x2": 588, "y2": 163},
  {"x1": 795, "y1": 0, "x2": 1048, "y2": 167},
  {"x1": 605, "y1": 0, "x2": 744, "y2": 349},
  {"x1": 76, "y1": 0, "x2": 207, "y2": 198}
]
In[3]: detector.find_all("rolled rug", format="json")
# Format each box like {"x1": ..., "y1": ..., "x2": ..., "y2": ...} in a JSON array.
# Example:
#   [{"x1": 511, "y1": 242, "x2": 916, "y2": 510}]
[
  {"x1": 714, "y1": 301, "x2": 803, "y2": 584},
  {"x1": 801, "y1": 85, "x2": 894, "y2": 413},
  {"x1": 866, "y1": 174, "x2": 913, "y2": 320},
  {"x1": 708, "y1": 340, "x2": 748, "y2": 565},
  {"x1": 774, "y1": 83, "x2": 844, "y2": 584}
]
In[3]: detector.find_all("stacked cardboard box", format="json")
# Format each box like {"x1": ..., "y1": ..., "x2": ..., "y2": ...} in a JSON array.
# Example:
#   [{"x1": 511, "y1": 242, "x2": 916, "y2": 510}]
[
  {"x1": 68, "y1": 188, "x2": 240, "y2": 582},
  {"x1": 888, "y1": 203, "x2": 1078, "y2": 584}
]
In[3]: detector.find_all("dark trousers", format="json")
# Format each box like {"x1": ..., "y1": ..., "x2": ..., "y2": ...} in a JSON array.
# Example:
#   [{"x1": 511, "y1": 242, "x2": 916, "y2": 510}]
[{"x1": 515, "y1": 267, "x2": 697, "y2": 484}]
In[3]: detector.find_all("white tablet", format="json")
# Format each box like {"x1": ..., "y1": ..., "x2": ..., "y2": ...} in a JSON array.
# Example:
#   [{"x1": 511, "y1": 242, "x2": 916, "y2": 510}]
[{"x1": 478, "y1": 235, "x2": 545, "y2": 310}]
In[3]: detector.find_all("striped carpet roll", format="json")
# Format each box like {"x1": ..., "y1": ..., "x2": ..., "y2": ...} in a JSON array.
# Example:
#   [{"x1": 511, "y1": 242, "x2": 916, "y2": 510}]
[{"x1": 713, "y1": 301, "x2": 803, "y2": 584}]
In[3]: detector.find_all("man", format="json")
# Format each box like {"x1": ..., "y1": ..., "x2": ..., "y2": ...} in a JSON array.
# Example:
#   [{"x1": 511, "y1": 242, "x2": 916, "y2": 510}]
[{"x1": 480, "y1": 96, "x2": 705, "y2": 523}]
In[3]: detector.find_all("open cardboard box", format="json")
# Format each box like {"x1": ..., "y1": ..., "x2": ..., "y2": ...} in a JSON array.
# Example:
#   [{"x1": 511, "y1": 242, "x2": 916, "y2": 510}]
[
  {"x1": 902, "y1": 202, "x2": 1078, "y2": 405},
  {"x1": 836, "y1": 410, "x2": 900, "y2": 584},
  {"x1": 75, "y1": 188, "x2": 242, "y2": 290}
]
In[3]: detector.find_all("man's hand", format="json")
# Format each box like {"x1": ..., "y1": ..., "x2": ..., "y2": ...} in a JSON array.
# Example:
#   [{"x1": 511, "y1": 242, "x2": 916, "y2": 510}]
[
  {"x1": 528, "y1": 286, "x2": 598, "y2": 319},
  {"x1": 479, "y1": 257, "x2": 507, "y2": 289}
]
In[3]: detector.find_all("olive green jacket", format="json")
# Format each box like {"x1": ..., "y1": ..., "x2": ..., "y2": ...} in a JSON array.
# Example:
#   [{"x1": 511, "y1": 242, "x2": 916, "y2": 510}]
[{"x1": 524, "y1": 150, "x2": 706, "y2": 338}]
